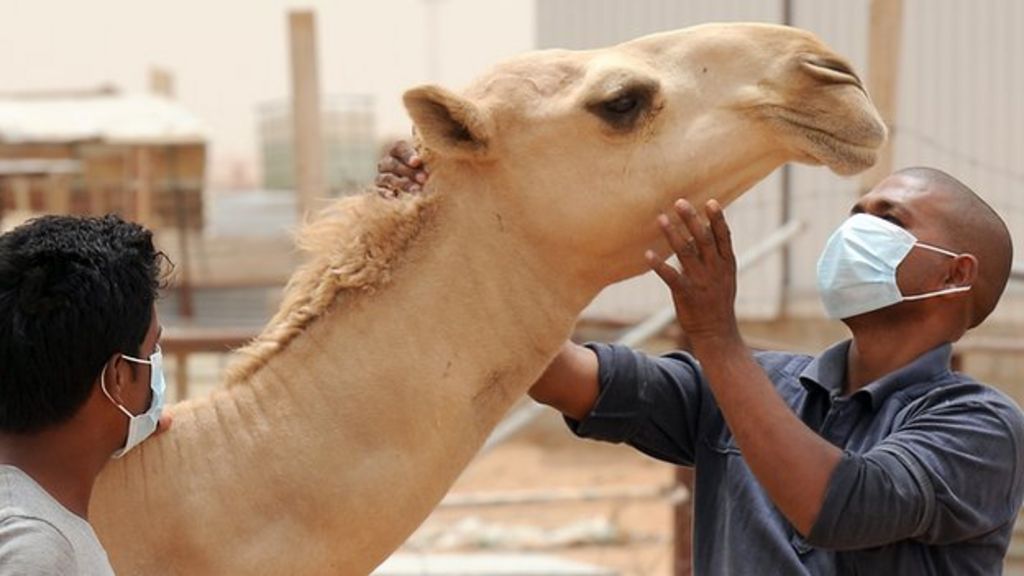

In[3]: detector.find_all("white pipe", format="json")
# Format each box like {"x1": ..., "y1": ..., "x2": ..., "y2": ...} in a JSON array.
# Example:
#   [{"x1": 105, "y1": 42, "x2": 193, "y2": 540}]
[
  {"x1": 439, "y1": 483, "x2": 685, "y2": 509},
  {"x1": 480, "y1": 219, "x2": 806, "y2": 454}
]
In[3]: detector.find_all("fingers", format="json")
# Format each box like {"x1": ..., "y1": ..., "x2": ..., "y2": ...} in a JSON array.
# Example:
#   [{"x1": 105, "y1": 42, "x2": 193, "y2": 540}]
[
  {"x1": 392, "y1": 140, "x2": 423, "y2": 169},
  {"x1": 375, "y1": 173, "x2": 421, "y2": 194},
  {"x1": 377, "y1": 155, "x2": 427, "y2": 184},
  {"x1": 646, "y1": 250, "x2": 684, "y2": 291},
  {"x1": 657, "y1": 213, "x2": 695, "y2": 263},
  {"x1": 156, "y1": 413, "x2": 173, "y2": 435},
  {"x1": 705, "y1": 199, "x2": 735, "y2": 267},
  {"x1": 673, "y1": 199, "x2": 714, "y2": 263}
]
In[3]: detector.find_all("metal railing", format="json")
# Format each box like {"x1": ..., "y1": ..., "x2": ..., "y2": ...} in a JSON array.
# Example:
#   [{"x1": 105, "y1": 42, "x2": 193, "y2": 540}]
[{"x1": 480, "y1": 219, "x2": 806, "y2": 455}]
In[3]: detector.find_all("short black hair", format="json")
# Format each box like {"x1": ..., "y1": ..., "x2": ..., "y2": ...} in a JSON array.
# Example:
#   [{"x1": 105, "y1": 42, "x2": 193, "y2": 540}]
[
  {"x1": 895, "y1": 167, "x2": 1014, "y2": 327},
  {"x1": 0, "y1": 215, "x2": 168, "y2": 434}
]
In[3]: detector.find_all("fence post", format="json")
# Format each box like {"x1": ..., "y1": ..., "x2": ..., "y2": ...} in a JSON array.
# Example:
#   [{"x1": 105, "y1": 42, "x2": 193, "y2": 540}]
[
  {"x1": 674, "y1": 327, "x2": 695, "y2": 575},
  {"x1": 673, "y1": 466, "x2": 695, "y2": 575}
]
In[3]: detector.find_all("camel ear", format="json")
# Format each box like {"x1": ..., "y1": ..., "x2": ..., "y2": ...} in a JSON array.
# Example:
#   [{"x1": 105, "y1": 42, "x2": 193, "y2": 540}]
[{"x1": 403, "y1": 85, "x2": 492, "y2": 159}]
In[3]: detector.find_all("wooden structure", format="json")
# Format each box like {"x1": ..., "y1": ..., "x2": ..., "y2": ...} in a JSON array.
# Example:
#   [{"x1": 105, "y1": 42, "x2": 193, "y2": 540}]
[
  {"x1": 0, "y1": 88, "x2": 207, "y2": 229},
  {"x1": 288, "y1": 10, "x2": 326, "y2": 217}
]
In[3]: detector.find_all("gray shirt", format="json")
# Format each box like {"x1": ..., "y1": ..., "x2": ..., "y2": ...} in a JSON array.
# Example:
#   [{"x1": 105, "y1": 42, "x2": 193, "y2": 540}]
[
  {"x1": 0, "y1": 465, "x2": 114, "y2": 575},
  {"x1": 569, "y1": 341, "x2": 1024, "y2": 575}
]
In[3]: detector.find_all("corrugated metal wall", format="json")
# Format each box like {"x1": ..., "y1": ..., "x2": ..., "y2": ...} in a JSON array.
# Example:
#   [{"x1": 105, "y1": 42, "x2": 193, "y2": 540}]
[{"x1": 540, "y1": 0, "x2": 1024, "y2": 326}]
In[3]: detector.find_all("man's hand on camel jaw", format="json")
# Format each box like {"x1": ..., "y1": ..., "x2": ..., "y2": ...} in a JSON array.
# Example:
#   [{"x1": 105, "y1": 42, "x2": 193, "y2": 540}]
[
  {"x1": 646, "y1": 198, "x2": 742, "y2": 348},
  {"x1": 376, "y1": 140, "x2": 429, "y2": 198}
]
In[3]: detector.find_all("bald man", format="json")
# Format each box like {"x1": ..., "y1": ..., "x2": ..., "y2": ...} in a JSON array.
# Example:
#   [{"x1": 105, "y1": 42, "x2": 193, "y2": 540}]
[{"x1": 378, "y1": 152, "x2": 1022, "y2": 575}]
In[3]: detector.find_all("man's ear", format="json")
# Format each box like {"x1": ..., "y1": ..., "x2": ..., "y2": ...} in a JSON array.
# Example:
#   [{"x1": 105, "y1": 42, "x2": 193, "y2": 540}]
[
  {"x1": 403, "y1": 85, "x2": 493, "y2": 160},
  {"x1": 948, "y1": 253, "x2": 979, "y2": 287},
  {"x1": 100, "y1": 354, "x2": 127, "y2": 404}
]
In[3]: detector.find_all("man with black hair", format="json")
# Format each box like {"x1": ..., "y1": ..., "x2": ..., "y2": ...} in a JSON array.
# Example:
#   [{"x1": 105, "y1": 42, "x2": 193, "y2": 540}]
[
  {"x1": 379, "y1": 146, "x2": 1024, "y2": 574},
  {"x1": 0, "y1": 215, "x2": 171, "y2": 575}
]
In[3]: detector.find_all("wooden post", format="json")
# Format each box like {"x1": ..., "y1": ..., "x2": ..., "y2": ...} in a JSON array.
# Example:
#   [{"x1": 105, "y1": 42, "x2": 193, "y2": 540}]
[
  {"x1": 88, "y1": 173, "x2": 105, "y2": 214},
  {"x1": 49, "y1": 174, "x2": 71, "y2": 214},
  {"x1": 0, "y1": 177, "x2": 7, "y2": 229},
  {"x1": 149, "y1": 67, "x2": 175, "y2": 98},
  {"x1": 135, "y1": 147, "x2": 153, "y2": 226},
  {"x1": 859, "y1": 0, "x2": 904, "y2": 192},
  {"x1": 673, "y1": 467, "x2": 695, "y2": 576},
  {"x1": 674, "y1": 329, "x2": 696, "y2": 575},
  {"x1": 288, "y1": 10, "x2": 326, "y2": 217},
  {"x1": 175, "y1": 353, "x2": 190, "y2": 401},
  {"x1": 12, "y1": 177, "x2": 31, "y2": 212}
]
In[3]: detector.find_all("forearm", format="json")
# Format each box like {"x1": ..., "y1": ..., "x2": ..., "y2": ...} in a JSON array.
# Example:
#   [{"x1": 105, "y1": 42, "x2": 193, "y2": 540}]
[
  {"x1": 692, "y1": 335, "x2": 842, "y2": 535},
  {"x1": 528, "y1": 341, "x2": 600, "y2": 421}
]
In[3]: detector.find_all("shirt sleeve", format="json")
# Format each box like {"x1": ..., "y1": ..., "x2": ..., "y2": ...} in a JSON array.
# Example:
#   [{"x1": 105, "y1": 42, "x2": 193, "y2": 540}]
[
  {"x1": 565, "y1": 343, "x2": 705, "y2": 466},
  {"x1": 0, "y1": 515, "x2": 77, "y2": 575},
  {"x1": 807, "y1": 392, "x2": 1024, "y2": 550}
]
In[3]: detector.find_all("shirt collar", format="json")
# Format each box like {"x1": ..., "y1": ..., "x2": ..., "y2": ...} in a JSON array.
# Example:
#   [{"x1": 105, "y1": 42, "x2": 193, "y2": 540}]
[
  {"x1": 799, "y1": 340, "x2": 954, "y2": 410},
  {"x1": 799, "y1": 340, "x2": 849, "y2": 399}
]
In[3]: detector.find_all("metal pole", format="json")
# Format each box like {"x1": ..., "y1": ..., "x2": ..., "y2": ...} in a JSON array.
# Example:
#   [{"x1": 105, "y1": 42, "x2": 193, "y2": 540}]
[
  {"x1": 480, "y1": 220, "x2": 806, "y2": 454},
  {"x1": 439, "y1": 483, "x2": 679, "y2": 509},
  {"x1": 779, "y1": 0, "x2": 794, "y2": 314},
  {"x1": 1011, "y1": 262, "x2": 1024, "y2": 281}
]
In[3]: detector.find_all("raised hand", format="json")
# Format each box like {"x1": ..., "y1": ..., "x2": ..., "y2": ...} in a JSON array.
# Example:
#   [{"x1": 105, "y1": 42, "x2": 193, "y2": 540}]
[
  {"x1": 646, "y1": 198, "x2": 740, "y2": 347},
  {"x1": 375, "y1": 140, "x2": 429, "y2": 198}
]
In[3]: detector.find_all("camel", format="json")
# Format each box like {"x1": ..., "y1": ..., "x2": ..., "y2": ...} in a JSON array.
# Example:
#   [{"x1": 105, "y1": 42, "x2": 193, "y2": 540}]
[{"x1": 90, "y1": 23, "x2": 885, "y2": 575}]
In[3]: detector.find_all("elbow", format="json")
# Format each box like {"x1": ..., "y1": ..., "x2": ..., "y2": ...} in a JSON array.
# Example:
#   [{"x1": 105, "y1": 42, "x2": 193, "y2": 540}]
[
  {"x1": 801, "y1": 523, "x2": 840, "y2": 549},
  {"x1": 788, "y1": 507, "x2": 823, "y2": 546}
]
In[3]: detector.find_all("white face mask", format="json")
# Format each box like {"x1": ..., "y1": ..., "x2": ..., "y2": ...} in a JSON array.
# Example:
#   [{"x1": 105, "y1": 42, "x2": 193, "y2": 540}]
[
  {"x1": 100, "y1": 344, "x2": 166, "y2": 458},
  {"x1": 816, "y1": 213, "x2": 971, "y2": 320}
]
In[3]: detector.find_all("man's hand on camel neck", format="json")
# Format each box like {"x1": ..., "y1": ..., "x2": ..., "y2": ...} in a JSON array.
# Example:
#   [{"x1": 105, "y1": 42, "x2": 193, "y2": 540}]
[{"x1": 376, "y1": 140, "x2": 429, "y2": 197}]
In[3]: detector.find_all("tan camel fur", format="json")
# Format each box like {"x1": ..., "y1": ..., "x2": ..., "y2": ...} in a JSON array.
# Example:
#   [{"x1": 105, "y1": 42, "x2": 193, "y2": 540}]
[{"x1": 89, "y1": 23, "x2": 885, "y2": 575}]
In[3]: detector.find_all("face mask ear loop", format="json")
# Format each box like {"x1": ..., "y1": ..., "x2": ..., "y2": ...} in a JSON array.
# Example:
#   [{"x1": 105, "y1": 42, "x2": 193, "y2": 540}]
[
  {"x1": 901, "y1": 285, "x2": 972, "y2": 301},
  {"x1": 914, "y1": 242, "x2": 961, "y2": 259},
  {"x1": 120, "y1": 354, "x2": 152, "y2": 365},
  {"x1": 911, "y1": 242, "x2": 973, "y2": 295},
  {"x1": 100, "y1": 363, "x2": 135, "y2": 419}
]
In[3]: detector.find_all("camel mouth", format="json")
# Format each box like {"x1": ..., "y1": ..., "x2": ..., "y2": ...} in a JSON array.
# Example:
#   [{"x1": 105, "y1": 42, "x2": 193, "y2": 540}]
[{"x1": 772, "y1": 112, "x2": 887, "y2": 175}]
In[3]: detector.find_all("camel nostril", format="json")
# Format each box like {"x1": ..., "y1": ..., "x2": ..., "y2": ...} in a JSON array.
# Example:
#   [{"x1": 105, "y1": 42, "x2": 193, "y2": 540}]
[{"x1": 803, "y1": 55, "x2": 862, "y2": 87}]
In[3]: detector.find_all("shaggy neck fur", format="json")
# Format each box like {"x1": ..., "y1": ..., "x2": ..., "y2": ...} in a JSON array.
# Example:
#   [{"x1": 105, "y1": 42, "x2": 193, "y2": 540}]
[{"x1": 225, "y1": 190, "x2": 442, "y2": 386}]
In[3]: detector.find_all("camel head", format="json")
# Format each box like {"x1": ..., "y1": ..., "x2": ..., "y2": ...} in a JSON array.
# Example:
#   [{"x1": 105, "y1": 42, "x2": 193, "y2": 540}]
[{"x1": 403, "y1": 23, "x2": 886, "y2": 287}]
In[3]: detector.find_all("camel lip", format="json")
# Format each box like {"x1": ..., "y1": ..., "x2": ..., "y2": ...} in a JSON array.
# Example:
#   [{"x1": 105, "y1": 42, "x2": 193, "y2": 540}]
[
  {"x1": 781, "y1": 116, "x2": 885, "y2": 151},
  {"x1": 774, "y1": 116, "x2": 885, "y2": 174}
]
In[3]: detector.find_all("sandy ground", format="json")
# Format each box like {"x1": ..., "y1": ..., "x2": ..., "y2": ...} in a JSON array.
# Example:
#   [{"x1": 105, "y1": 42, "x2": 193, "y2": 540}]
[{"x1": 410, "y1": 413, "x2": 681, "y2": 576}]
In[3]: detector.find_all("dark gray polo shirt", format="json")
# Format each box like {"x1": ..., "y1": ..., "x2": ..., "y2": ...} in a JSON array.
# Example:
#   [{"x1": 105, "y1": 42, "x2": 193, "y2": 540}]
[{"x1": 568, "y1": 341, "x2": 1024, "y2": 575}]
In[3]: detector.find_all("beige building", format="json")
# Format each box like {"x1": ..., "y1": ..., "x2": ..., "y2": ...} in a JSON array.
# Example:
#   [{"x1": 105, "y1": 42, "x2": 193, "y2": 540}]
[{"x1": 0, "y1": 88, "x2": 207, "y2": 230}]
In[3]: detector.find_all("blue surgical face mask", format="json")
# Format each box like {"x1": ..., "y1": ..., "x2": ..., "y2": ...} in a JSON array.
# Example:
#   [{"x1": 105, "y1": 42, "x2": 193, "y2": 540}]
[
  {"x1": 816, "y1": 213, "x2": 971, "y2": 320},
  {"x1": 101, "y1": 344, "x2": 166, "y2": 459}
]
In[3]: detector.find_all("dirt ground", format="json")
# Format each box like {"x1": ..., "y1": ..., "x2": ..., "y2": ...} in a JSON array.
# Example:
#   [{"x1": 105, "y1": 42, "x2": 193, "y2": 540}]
[{"x1": 404, "y1": 409, "x2": 683, "y2": 576}]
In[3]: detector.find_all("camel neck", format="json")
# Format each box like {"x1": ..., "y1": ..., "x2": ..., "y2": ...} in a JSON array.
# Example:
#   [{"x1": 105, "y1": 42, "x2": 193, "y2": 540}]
[{"x1": 256, "y1": 175, "x2": 590, "y2": 421}]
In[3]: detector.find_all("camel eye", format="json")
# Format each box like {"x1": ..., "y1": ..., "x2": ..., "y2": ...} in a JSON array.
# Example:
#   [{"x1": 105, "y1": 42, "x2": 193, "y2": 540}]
[
  {"x1": 604, "y1": 95, "x2": 639, "y2": 115},
  {"x1": 587, "y1": 82, "x2": 658, "y2": 131}
]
